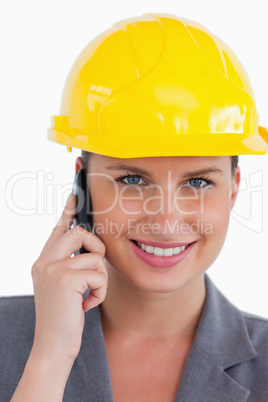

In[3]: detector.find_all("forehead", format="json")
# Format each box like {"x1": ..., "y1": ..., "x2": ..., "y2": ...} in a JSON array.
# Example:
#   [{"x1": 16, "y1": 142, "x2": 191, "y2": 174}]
[{"x1": 90, "y1": 154, "x2": 231, "y2": 173}]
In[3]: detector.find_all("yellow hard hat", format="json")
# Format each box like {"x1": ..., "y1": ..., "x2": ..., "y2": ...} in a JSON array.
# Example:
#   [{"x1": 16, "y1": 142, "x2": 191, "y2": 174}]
[{"x1": 48, "y1": 13, "x2": 268, "y2": 157}]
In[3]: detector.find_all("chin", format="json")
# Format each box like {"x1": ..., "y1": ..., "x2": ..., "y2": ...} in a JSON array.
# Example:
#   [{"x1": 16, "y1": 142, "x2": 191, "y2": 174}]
[{"x1": 125, "y1": 268, "x2": 196, "y2": 294}]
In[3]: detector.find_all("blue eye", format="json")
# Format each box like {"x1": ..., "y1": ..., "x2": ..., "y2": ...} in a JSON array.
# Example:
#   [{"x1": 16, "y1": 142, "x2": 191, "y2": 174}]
[
  {"x1": 125, "y1": 176, "x2": 141, "y2": 185},
  {"x1": 185, "y1": 177, "x2": 213, "y2": 188},
  {"x1": 115, "y1": 174, "x2": 213, "y2": 189},
  {"x1": 189, "y1": 178, "x2": 205, "y2": 187},
  {"x1": 116, "y1": 174, "x2": 146, "y2": 186}
]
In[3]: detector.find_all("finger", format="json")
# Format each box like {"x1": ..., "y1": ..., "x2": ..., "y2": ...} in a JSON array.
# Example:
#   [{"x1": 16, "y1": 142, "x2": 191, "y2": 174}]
[
  {"x1": 45, "y1": 226, "x2": 106, "y2": 261},
  {"x1": 80, "y1": 272, "x2": 108, "y2": 311},
  {"x1": 40, "y1": 193, "x2": 76, "y2": 257},
  {"x1": 59, "y1": 252, "x2": 107, "y2": 276},
  {"x1": 82, "y1": 290, "x2": 107, "y2": 312},
  {"x1": 65, "y1": 269, "x2": 107, "y2": 311}
]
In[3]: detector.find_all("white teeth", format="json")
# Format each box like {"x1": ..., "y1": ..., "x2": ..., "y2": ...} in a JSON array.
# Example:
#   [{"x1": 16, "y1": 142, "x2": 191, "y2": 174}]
[
  {"x1": 173, "y1": 247, "x2": 181, "y2": 255},
  {"x1": 163, "y1": 248, "x2": 173, "y2": 257},
  {"x1": 154, "y1": 247, "x2": 164, "y2": 257},
  {"x1": 145, "y1": 245, "x2": 154, "y2": 254},
  {"x1": 136, "y1": 242, "x2": 188, "y2": 257}
]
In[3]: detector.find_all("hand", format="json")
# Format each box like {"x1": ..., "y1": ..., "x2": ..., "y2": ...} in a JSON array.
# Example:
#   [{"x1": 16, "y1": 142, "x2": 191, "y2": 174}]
[{"x1": 30, "y1": 193, "x2": 108, "y2": 365}]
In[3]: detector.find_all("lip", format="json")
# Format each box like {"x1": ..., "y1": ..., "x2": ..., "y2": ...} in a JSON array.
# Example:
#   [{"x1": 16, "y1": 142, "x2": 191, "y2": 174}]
[
  {"x1": 130, "y1": 238, "x2": 194, "y2": 248},
  {"x1": 129, "y1": 240, "x2": 197, "y2": 268}
]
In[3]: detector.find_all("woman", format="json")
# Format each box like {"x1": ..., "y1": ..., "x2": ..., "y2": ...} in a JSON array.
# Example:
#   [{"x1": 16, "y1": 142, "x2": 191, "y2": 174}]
[{"x1": 2, "y1": 13, "x2": 268, "y2": 401}]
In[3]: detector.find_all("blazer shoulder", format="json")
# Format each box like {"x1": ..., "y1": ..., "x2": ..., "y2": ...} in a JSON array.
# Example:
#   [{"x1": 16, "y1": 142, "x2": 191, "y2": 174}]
[
  {"x1": 0, "y1": 295, "x2": 35, "y2": 337},
  {"x1": 0, "y1": 294, "x2": 34, "y2": 306},
  {"x1": 0, "y1": 296, "x2": 36, "y2": 401},
  {"x1": 0, "y1": 294, "x2": 35, "y2": 312},
  {"x1": 242, "y1": 310, "x2": 268, "y2": 367}
]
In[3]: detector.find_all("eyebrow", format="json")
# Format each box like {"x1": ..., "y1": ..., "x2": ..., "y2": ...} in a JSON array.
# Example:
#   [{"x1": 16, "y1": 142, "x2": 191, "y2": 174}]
[{"x1": 105, "y1": 164, "x2": 225, "y2": 178}]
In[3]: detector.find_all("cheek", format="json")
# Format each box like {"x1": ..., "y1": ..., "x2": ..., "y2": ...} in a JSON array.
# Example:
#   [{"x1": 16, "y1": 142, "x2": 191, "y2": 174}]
[
  {"x1": 90, "y1": 180, "x2": 118, "y2": 218},
  {"x1": 117, "y1": 192, "x2": 144, "y2": 215},
  {"x1": 90, "y1": 184, "x2": 137, "y2": 241},
  {"x1": 191, "y1": 189, "x2": 232, "y2": 268},
  {"x1": 198, "y1": 187, "x2": 231, "y2": 239}
]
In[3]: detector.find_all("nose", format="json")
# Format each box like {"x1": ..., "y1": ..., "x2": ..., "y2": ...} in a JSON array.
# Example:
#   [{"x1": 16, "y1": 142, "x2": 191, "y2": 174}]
[{"x1": 143, "y1": 186, "x2": 190, "y2": 237}]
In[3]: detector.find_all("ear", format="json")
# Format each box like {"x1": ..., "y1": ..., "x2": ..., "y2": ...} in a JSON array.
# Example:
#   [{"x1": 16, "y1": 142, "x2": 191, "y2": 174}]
[
  {"x1": 229, "y1": 166, "x2": 241, "y2": 210},
  {"x1": 75, "y1": 156, "x2": 83, "y2": 173}
]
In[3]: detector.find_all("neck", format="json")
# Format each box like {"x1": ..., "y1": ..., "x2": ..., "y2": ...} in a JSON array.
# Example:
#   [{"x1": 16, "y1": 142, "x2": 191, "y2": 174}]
[{"x1": 100, "y1": 261, "x2": 206, "y2": 341}]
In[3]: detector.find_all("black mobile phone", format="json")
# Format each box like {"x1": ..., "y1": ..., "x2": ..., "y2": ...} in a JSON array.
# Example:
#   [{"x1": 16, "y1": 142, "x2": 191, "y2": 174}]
[{"x1": 72, "y1": 169, "x2": 93, "y2": 255}]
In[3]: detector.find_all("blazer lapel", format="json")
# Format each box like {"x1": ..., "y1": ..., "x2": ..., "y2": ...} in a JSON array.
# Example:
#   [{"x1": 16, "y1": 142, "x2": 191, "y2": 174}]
[
  {"x1": 64, "y1": 306, "x2": 114, "y2": 402},
  {"x1": 64, "y1": 275, "x2": 257, "y2": 402},
  {"x1": 175, "y1": 343, "x2": 250, "y2": 401},
  {"x1": 175, "y1": 275, "x2": 256, "y2": 401}
]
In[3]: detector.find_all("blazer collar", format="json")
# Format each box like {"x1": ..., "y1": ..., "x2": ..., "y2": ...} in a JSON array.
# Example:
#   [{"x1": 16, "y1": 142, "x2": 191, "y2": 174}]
[
  {"x1": 175, "y1": 274, "x2": 257, "y2": 401},
  {"x1": 66, "y1": 275, "x2": 256, "y2": 401}
]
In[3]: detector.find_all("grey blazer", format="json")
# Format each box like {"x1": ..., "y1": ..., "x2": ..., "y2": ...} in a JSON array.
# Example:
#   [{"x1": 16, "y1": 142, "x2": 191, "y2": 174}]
[{"x1": 0, "y1": 275, "x2": 267, "y2": 401}]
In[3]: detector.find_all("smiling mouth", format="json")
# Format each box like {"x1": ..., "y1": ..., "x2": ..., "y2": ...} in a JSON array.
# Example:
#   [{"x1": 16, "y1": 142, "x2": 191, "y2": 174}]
[{"x1": 131, "y1": 240, "x2": 194, "y2": 257}]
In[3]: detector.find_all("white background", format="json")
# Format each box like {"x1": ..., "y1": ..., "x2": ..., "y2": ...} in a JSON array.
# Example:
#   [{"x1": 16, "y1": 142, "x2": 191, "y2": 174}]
[{"x1": 1, "y1": 0, "x2": 268, "y2": 318}]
